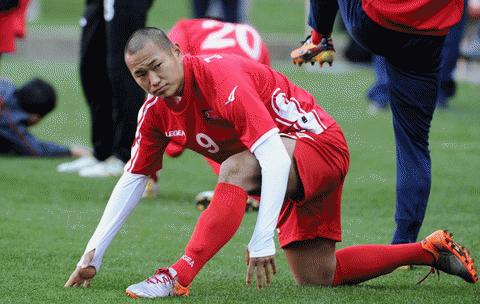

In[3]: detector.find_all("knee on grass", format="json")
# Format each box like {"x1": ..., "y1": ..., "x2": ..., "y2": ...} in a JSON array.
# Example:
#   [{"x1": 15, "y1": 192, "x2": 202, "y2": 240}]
[{"x1": 293, "y1": 269, "x2": 335, "y2": 287}]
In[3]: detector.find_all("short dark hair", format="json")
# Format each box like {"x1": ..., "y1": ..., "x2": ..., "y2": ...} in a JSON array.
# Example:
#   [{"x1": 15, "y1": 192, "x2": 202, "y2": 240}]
[
  {"x1": 125, "y1": 27, "x2": 174, "y2": 55},
  {"x1": 15, "y1": 78, "x2": 56, "y2": 117}
]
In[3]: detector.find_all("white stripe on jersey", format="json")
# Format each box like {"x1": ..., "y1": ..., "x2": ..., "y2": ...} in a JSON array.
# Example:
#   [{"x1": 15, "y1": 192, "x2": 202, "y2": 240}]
[
  {"x1": 126, "y1": 97, "x2": 158, "y2": 172},
  {"x1": 270, "y1": 88, "x2": 325, "y2": 134}
]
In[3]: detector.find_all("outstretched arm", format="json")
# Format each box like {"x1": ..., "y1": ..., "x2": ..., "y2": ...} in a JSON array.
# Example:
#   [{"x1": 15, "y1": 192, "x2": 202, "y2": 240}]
[
  {"x1": 246, "y1": 132, "x2": 291, "y2": 288},
  {"x1": 0, "y1": 124, "x2": 71, "y2": 157},
  {"x1": 65, "y1": 172, "x2": 149, "y2": 287}
]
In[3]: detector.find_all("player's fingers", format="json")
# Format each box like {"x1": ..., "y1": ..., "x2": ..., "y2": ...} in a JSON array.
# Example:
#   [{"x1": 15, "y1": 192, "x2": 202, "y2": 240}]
[
  {"x1": 271, "y1": 257, "x2": 277, "y2": 275},
  {"x1": 83, "y1": 279, "x2": 90, "y2": 288},
  {"x1": 246, "y1": 260, "x2": 255, "y2": 285},
  {"x1": 64, "y1": 275, "x2": 78, "y2": 287},
  {"x1": 264, "y1": 261, "x2": 272, "y2": 286},
  {"x1": 64, "y1": 278, "x2": 72, "y2": 287},
  {"x1": 244, "y1": 249, "x2": 250, "y2": 266},
  {"x1": 256, "y1": 261, "x2": 264, "y2": 289},
  {"x1": 64, "y1": 279, "x2": 73, "y2": 288},
  {"x1": 72, "y1": 281, "x2": 82, "y2": 287}
]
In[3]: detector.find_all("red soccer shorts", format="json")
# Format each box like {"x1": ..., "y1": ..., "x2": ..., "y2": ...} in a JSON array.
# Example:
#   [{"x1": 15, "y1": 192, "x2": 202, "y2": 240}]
[
  {"x1": 277, "y1": 123, "x2": 350, "y2": 247},
  {"x1": 0, "y1": 12, "x2": 16, "y2": 53}
]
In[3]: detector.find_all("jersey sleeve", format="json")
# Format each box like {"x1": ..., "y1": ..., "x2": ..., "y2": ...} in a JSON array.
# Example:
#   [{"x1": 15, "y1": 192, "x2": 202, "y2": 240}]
[
  {"x1": 260, "y1": 42, "x2": 271, "y2": 66},
  {"x1": 126, "y1": 98, "x2": 167, "y2": 175},
  {"x1": 168, "y1": 19, "x2": 190, "y2": 54},
  {"x1": 201, "y1": 69, "x2": 278, "y2": 151}
]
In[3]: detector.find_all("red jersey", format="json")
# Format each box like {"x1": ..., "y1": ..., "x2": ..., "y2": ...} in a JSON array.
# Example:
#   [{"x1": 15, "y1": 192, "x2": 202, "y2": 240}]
[
  {"x1": 168, "y1": 18, "x2": 270, "y2": 66},
  {"x1": 126, "y1": 54, "x2": 335, "y2": 175},
  {"x1": 362, "y1": 0, "x2": 464, "y2": 36}
]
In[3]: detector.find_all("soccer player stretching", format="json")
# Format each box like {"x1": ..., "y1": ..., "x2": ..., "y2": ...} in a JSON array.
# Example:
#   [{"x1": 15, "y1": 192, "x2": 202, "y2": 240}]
[{"x1": 65, "y1": 28, "x2": 477, "y2": 297}]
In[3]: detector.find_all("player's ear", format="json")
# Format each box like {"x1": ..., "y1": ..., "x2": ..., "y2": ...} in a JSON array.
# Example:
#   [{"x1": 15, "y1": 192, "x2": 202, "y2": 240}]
[{"x1": 172, "y1": 43, "x2": 182, "y2": 57}]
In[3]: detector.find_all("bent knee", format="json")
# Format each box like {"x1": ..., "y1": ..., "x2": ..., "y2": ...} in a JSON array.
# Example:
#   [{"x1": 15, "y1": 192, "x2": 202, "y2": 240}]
[{"x1": 218, "y1": 151, "x2": 261, "y2": 192}]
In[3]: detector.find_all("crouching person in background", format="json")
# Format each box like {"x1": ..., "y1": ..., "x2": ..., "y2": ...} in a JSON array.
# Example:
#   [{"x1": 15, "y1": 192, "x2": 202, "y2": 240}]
[{"x1": 0, "y1": 78, "x2": 90, "y2": 157}]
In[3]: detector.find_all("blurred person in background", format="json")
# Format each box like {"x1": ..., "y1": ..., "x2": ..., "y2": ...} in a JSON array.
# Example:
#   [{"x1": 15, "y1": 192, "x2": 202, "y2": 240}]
[
  {"x1": 367, "y1": 0, "x2": 469, "y2": 112},
  {"x1": 461, "y1": 0, "x2": 480, "y2": 59},
  {"x1": 0, "y1": 78, "x2": 90, "y2": 157},
  {"x1": 0, "y1": 0, "x2": 29, "y2": 65},
  {"x1": 192, "y1": 0, "x2": 241, "y2": 23},
  {"x1": 57, "y1": 0, "x2": 154, "y2": 177}
]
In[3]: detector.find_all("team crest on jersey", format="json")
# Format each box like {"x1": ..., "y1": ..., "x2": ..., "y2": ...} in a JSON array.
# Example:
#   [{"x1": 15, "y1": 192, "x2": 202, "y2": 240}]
[{"x1": 202, "y1": 109, "x2": 221, "y2": 120}]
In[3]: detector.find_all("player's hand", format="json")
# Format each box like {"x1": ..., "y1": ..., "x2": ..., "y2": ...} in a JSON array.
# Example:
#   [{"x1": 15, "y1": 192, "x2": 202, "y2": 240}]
[
  {"x1": 245, "y1": 249, "x2": 277, "y2": 289},
  {"x1": 64, "y1": 250, "x2": 96, "y2": 288}
]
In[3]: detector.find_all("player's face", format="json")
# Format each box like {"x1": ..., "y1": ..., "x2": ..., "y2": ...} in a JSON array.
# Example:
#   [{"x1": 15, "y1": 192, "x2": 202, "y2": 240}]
[{"x1": 125, "y1": 41, "x2": 184, "y2": 98}]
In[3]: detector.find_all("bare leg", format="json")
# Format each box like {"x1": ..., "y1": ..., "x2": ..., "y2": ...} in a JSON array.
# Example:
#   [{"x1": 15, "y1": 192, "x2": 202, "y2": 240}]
[{"x1": 284, "y1": 238, "x2": 336, "y2": 286}]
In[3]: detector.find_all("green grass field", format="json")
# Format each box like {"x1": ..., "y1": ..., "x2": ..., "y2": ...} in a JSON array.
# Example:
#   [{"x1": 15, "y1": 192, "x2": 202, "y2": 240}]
[
  {"x1": 1, "y1": 57, "x2": 479, "y2": 303},
  {"x1": 30, "y1": 0, "x2": 305, "y2": 33},
  {"x1": 1, "y1": 0, "x2": 480, "y2": 302}
]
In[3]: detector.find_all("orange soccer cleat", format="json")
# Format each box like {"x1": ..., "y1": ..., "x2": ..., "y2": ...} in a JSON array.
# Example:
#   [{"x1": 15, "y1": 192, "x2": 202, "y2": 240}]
[
  {"x1": 290, "y1": 35, "x2": 335, "y2": 67},
  {"x1": 420, "y1": 230, "x2": 477, "y2": 283}
]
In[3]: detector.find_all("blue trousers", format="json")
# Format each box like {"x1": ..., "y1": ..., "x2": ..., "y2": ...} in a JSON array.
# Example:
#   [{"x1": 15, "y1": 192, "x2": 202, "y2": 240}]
[
  {"x1": 310, "y1": 0, "x2": 446, "y2": 243},
  {"x1": 368, "y1": 0, "x2": 468, "y2": 107}
]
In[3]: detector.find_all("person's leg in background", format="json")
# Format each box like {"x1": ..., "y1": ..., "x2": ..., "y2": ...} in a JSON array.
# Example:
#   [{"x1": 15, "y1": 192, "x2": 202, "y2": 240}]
[
  {"x1": 437, "y1": 0, "x2": 468, "y2": 108},
  {"x1": 237, "y1": 0, "x2": 250, "y2": 23},
  {"x1": 461, "y1": 0, "x2": 480, "y2": 59},
  {"x1": 366, "y1": 55, "x2": 389, "y2": 114},
  {"x1": 461, "y1": 24, "x2": 480, "y2": 58},
  {"x1": 378, "y1": 26, "x2": 445, "y2": 244},
  {"x1": 192, "y1": 0, "x2": 210, "y2": 18},
  {"x1": 220, "y1": 0, "x2": 239, "y2": 23},
  {"x1": 386, "y1": 61, "x2": 440, "y2": 244},
  {"x1": 105, "y1": 0, "x2": 152, "y2": 166},
  {"x1": 336, "y1": 0, "x2": 445, "y2": 244},
  {"x1": 365, "y1": 25, "x2": 444, "y2": 245},
  {"x1": 307, "y1": 0, "x2": 338, "y2": 37},
  {"x1": 343, "y1": 37, "x2": 372, "y2": 63},
  {"x1": 74, "y1": 0, "x2": 153, "y2": 178},
  {"x1": 57, "y1": 0, "x2": 115, "y2": 174},
  {"x1": 79, "y1": 0, "x2": 113, "y2": 163}
]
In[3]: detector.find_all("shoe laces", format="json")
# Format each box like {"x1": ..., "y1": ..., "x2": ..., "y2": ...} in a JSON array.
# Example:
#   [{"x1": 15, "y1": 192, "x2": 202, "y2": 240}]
[
  {"x1": 416, "y1": 267, "x2": 441, "y2": 285},
  {"x1": 145, "y1": 268, "x2": 175, "y2": 285}
]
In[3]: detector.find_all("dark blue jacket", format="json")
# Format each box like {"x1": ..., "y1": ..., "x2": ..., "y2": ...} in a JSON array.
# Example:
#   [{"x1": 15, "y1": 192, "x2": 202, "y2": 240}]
[{"x1": 0, "y1": 78, "x2": 70, "y2": 157}]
